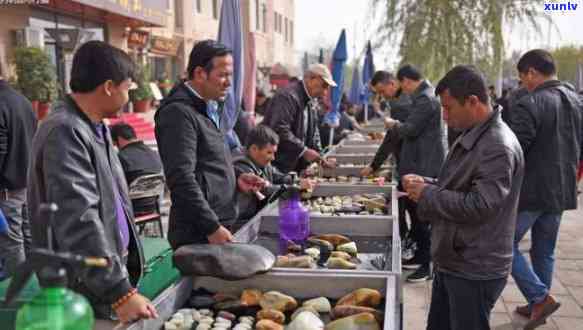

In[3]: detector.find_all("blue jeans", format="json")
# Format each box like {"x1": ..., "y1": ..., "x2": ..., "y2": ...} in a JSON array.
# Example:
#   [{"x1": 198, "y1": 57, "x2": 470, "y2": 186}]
[{"x1": 511, "y1": 211, "x2": 562, "y2": 306}]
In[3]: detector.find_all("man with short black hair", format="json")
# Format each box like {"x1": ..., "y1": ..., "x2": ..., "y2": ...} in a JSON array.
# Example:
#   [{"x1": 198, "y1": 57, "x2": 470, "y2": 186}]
[
  {"x1": 234, "y1": 125, "x2": 314, "y2": 220},
  {"x1": 403, "y1": 65, "x2": 524, "y2": 329},
  {"x1": 28, "y1": 40, "x2": 157, "y2": 323},
  {"x1": 384, "y1": 64, "x2": 447, "y2": 282},
  {"x1": 110, "y1": 123, "x2": 163, "y2": 185},
  {"x1": 509, "y1": 49, "x2": 583, "y2": 328},
  {"x1": 155, "y1": 40, "x2": 264, "y2": 249},
  {"x1": 0, "y1": 59, "x2": 37, "y2": 278},
  {"x1": 263, "y1": 63, "x2": 337, "y2": 173}
]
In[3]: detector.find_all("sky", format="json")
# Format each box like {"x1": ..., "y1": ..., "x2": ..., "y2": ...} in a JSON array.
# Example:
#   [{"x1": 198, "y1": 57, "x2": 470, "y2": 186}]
[{"x1": 295, "y1": 0, "x2": 583, "y2": 70}]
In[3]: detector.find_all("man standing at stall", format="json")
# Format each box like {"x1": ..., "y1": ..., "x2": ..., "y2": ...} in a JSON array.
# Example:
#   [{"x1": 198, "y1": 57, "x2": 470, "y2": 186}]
[
  {"x1": 384, "y1": 64, "x2": 447, "y2": 282},
  {"x1": 0, "y1": 61, "x2": 37, "y2": 278},
  {"x1": 263, "y1": 63, "x2": 337, "y2": 173},
  {"x1": 27, "y1": 41, "x2": 157, "y2": 324},
  {"x1": 403, "y1": 65, "x2": 524, "y2": 329},
  {"x1": 155, "y1": 40, "x2": 264, "y2": 249},
  {"x1": 508, "y1": 49, "x2": 583, "y2": 328}
]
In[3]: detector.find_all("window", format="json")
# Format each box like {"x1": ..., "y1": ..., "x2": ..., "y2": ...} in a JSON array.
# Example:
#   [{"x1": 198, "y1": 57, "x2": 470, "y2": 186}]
[
  {"x1": 274, "y1": 12, "x2": 277, "y2": 32},
  {"x1": 262, "y1": 4, "x2": 267, "y2": 33},
  {"x1": 174, "y1": 0, "x2": 183, "y2": 28},
  {"x1": 290, "y1": 20, "x2": 294, "y2": 43},
  {"x1": 212, "y1": 0, "x2": 219, "y2": 19},
  {"x1": 255, "y1": 0, "x2": 261, "y2": 30},
  {"x1": 284, "y1": 17, "x2": 288, "y2": 41},
  {"x1": 278, "y1": 13, "x2": 282, "y2": 33},
  {"x1": 196, "y1": 0, "x2": 202, "y2": 13}
]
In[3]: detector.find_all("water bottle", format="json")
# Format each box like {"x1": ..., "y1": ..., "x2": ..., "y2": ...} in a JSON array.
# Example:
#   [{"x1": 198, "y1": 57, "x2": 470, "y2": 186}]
[{"x1": 278, "y1": 173, "x2": 310, "y2": 253}]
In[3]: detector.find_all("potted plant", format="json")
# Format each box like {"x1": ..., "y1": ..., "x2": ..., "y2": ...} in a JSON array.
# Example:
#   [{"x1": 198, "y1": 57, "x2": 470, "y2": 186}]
[
  {"x1": 130, "y1": 64, "x2": 154, "y2": 113},
  {"x1": 12, "y1": 47, "x2": 59, "y2": 120}
]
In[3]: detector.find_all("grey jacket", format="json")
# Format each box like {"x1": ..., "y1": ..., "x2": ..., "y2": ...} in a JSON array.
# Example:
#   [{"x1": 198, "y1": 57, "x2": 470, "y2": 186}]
[
  {"x1": 417, "y1": 109, "x2": 524, "y2": 280},
  {"x1": 27, "y1": 96, "x2": 144, "y2": 318},
  {"x1": 395, "y1": 80, "x2": 447, "y2": 178}
]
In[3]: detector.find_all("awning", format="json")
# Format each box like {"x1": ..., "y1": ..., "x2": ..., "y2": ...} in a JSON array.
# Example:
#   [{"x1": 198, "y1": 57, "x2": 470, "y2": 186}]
[{"x1": 37, "y1": 0, "x2": 167, "y2": 27}]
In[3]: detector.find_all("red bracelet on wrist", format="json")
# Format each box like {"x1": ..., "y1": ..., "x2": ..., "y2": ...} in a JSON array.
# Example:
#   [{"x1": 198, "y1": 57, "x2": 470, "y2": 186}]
[{"x1": 111, "y1": 288, "x2": 138, "y2": 310}]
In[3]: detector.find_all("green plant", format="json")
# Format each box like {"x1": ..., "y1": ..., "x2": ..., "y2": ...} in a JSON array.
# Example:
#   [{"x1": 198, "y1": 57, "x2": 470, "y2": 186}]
[
  {"x1": 12, "y1": 47, "x2": 59, "y2": 102},
  {"x1": 130, "y1": 64, "x2": 154, "y2": 102}
]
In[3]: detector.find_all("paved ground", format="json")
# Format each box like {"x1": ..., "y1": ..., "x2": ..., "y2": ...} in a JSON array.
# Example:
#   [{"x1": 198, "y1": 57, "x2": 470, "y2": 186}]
[{"x1": 403, "y1": 192, "x2": 583, "y2": 330}]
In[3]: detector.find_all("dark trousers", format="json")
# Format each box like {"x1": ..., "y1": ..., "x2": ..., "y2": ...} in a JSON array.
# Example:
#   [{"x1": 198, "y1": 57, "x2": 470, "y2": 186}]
[
  {"x1": 403, "y1": 197, "x2": 431, "y2": 264},
  {"x1": 427, "y1": 271, "x2": 507, "y2": 330},
  {"x1": 0, "y1": 190, "x2": 30, "y2": 277}
]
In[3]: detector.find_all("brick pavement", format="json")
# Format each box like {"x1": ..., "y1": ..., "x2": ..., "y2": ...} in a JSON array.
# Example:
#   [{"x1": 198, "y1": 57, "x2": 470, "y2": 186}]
[{"x1": 404, "y1": 193, "x2": 583, "y2": 330}]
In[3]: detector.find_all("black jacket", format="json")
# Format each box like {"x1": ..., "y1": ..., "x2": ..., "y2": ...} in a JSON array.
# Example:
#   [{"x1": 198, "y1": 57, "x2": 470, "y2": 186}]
[
  {"x1": 418, "y1": 109, "x2": 524, "y2": 280},
  {"x1": 233, "y1": 154, "x2": 292, "y2": 220},
  {"x1": 155, "y1": 83, "x2": 238, "y2": 249},
  {"x1": 508, "y1": 80, "x2": 583, "y2": 212},
  {"x1": 27, "y1": 96, "x2": 144, "y2": 318},
  {"x1": 117, "y1": 141, "x2": 163, "y2": 185},
  {"x1": 0, "y1": 80, "x2": 37, "y2": 190},
  {"x1": 394, "y1": 80, "x2": 447, "y2": 178},
  {"x1": 262, "y1": 81, "x2": 321, "y2": 173}
]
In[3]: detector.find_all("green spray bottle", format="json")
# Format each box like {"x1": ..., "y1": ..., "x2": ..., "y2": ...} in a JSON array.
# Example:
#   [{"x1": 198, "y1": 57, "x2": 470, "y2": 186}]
[{"x1": 3, "y1": 204, "x2": 108, "y2": 330}]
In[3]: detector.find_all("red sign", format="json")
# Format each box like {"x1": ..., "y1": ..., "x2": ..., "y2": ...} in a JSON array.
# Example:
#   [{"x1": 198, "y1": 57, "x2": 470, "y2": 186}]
[{"x1": 127, "y1": 29, "x2": 149, "y2": 49}]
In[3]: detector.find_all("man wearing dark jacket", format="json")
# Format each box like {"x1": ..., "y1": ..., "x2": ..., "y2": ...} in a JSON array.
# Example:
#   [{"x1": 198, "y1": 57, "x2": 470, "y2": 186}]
[
  {"x1": 508, "y1": 49, "x2": 583, "y2": 328},
  {"x1": 384, "y1": 65, "x2": 447, "y2": 282},
  {"x1": 155, "y1": 40, "x2": 264, "y2": 249},
  {"x1": 110, "y1": 123, "x2": 163, "y2": 185},
  {"x1": 27, "y1": 41, "x2": 157, "y2": 323},
  {"x1": 0, "y1": 62, "x2": 37, "y2": 278},
  {"x1": 263, "y1": 63, "x2": 337, "y2": 173},
  {"x1": 234, "y1": 125, "x2": 314, "y2": 220},
  {"x1": 403, "y1": 65, "x2": 524, "y2": 329}
]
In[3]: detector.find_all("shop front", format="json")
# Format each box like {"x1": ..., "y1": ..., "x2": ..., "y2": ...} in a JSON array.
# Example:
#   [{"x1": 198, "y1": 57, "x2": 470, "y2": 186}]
[{"x1": 148, "y1": 35, "x2": 181, "y2": 97}]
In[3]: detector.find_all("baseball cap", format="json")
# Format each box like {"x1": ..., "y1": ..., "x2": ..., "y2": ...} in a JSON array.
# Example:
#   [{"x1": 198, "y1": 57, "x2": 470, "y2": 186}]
[{"x1": 308, "y1": 63, "x2": 337, "y2": 87}]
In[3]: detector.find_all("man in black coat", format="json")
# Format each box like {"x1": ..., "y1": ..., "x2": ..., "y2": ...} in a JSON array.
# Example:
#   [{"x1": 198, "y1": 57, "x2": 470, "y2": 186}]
[
  {"x1": 233, "y1": 125, "x2": 314, "y2": 220},
  {"x1": 110, "y1": 123, "x2": 163, "y2": 185},
  {"x1": 262, "y1": 63, "x2": 337, "y2": 173},
  {"x1": 155, "y1": 40, "x2": 264, "y2": 249},
  {"x1": 384, "y1": 64, "x2": 447, "y2": 282},
  {"x1": 0, "y1": 62, "x2": 37, "y2": 278},
  {"x1": 508, "y1": 49, "x2": 583, "y2": 328}
]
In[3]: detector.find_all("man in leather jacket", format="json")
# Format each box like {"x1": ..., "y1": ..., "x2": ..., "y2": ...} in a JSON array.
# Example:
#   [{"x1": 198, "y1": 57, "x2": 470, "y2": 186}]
[
  {"x1": 403, "y1": 65, "x2": 524, "y2": 329},
  {"x1": 262, "y1": 64, "x2": 337, "y2": 173},
  {"x1": 508, "y1": 49, "x2": 583, "y2": 328},
  {"x1": 27, "y1": 41, "x2": 157, "y2": 324}
]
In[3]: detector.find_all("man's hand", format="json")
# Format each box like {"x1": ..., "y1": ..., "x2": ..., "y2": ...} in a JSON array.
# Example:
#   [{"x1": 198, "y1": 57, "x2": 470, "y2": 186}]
[
  {"x1": 360, "y1": 166, "x2": 374, "y2": 177},
  {"x1": 384, "y1": 117, "x2": 399, "y2": 129},
  {"x1": 321, "y1": 157, "x2": 337, "y2": 169},
  {"x1": 237, "y1": 173, "x2": 266, "y2": 193},
  {"x1": 115, "y1": 293, "x2": 158, "y2": 324},
  {"x1": 402, "y1": 174, "x2": 426, "y2": 202},
  {"x1": 303, "y1": 148, "x2": 321, "y2": 162},
  {"x1": 207, "y1": 225, "x2": 233, "y2": 244}
]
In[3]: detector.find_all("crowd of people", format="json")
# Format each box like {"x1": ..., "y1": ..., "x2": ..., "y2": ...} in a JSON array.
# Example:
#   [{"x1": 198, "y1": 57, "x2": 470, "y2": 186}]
[{"x1": 0, "y1": 36, "x2": 581, "y2": 330}]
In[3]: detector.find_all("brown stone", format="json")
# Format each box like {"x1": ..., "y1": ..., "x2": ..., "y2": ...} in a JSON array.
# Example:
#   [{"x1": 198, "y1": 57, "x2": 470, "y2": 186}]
[
  {"x1": 337, "y1": 288, "x2": 382, "y2": 308},
  {"x1": 240, "y1": 289, "x2": 263, "y2": 306},
  {"x1": 256, "y1": 319, "x2": 284, "y2": 330},
  {"x1": 257, "y1": 309, "x2": 286, "y2": 324}
]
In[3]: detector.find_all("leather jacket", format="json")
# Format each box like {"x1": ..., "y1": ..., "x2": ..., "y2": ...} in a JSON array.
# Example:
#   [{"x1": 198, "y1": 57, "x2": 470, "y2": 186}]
[
  {"x1": 27, "y1": 96, "x2": 144, "y2": 318},
  {"x1": 417, "y1": 109, "x2": 525, "y2": 280},
  {"x1": 262, "y1": 81, "x2": 322, "y2": 173},
  {"x1": 508, "y1": 80, "x2": 583, "y2": 212}
]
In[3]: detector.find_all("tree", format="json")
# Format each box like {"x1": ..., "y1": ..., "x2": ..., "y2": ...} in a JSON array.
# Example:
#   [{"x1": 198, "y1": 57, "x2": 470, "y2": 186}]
[
  {"x1": 551, "y1": 45, "x2": 583, "y2": 86},
  {"x1": 371, "y1": 0, "x2": 549, "y2": 82}
]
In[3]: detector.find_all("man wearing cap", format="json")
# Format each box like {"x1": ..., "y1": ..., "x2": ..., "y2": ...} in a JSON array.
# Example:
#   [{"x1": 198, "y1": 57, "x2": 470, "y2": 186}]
[{"x1": 263, "y1": 64, "x2": 337, "y2": 173}]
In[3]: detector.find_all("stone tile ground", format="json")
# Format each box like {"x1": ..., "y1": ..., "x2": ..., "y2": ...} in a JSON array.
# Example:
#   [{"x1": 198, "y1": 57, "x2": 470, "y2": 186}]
[{"x1": 404, "y1": 193, "x2": 583, "y2": 329}]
